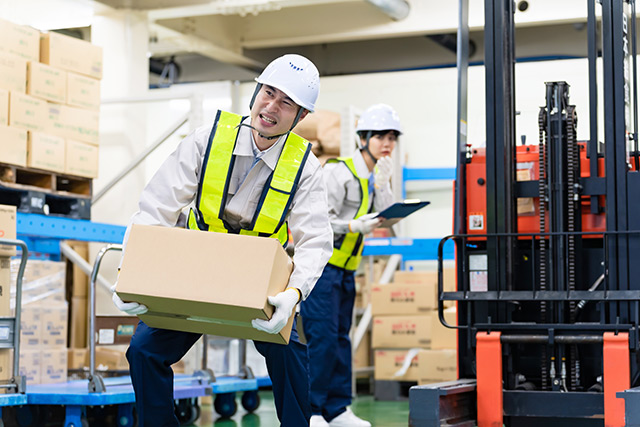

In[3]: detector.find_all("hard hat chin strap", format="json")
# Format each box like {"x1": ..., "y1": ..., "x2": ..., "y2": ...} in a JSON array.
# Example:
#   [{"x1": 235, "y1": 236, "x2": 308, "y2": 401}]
[{"x1": 361, "y1": 130, "x2": 378, "y2": 163}]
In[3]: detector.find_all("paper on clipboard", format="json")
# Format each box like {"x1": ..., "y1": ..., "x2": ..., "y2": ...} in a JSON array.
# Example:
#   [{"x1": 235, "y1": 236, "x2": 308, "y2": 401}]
[{"x1": 375, "y1": 200, "x2": 430, "y2": 227}]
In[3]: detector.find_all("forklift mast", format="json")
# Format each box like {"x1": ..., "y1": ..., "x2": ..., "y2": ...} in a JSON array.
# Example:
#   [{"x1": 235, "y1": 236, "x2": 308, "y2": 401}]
[{"x1": 410, "y1": 1, "x2": 640, "y2": 426}]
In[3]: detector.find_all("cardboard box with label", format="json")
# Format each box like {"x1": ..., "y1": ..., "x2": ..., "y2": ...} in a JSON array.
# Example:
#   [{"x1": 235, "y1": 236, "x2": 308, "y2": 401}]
[
  {"x1": 9, "y1": 92, "x2": 47, "y2": 132},
  {"x1": 95, "y1": 347, "x2": 129, "y2": 371},
  {"x1": 393, "y1": 269, "x2": 457, "y2": 293},
  {"x1": 0, "y1": 19, "x2": 40, "y2": 62},
  {"x1": 374, "y1": 349, "x2": 457, "y2": 382},
  {"x1": 27, "y1": 61, "x2": 66, "y2": 103},
  {"x1": 372, "y1": 315, "x2": 432, "y2": 349},
  {"x1": 371, "y1": 282, "x2": 437, "y2": 316},
  {"x1": 66, "y1": 139, "x2": 98, "y2": 178},
  {"x1": 0, "y1": 257, "x2": 11, "y2": 317},
  {"x1": 40, "y1": 32, "x2": 102, "y2": 79},
  {"x1": 41, "y1": 302, "x2": 68, "y2": 348},
  {"x1": 0, "y1": 125, "x2": 27, "y2": 167},
  {"x1": 41, "y1": 347, "x2": 67, "y2": 384},
  {"x1": 20, "y1": 304, "x2": 41, "y2": 348},
  {"x1": 66, "y1": 72, "x2": 100, "y2": 110},
  {"x1": 116, "y1": 225, "x2": 295, "y2": 344},
  {"x1": 431, "y1": 308, "x2": 457, "y2": 350},
  {"x1": 45, "y1": 103, "x2": 99, "y2": 145},
  {"x1": 0, "y1": 53, "x2": 26, "y2": 93},
  {"x1": 0, "y1": 206, "x2": 16, "y2": 256},
  {"x1": 19, "y1": 349, "x2": 40, "y2": 385},
  {"x1": 27, "y1": 131, "x2": 65, "y2": 173}
]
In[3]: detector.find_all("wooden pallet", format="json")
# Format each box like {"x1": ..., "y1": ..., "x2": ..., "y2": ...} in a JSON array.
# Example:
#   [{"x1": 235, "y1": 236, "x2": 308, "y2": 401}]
[
  {"x1": 0, "y1": 163, "x2": 92, "y2": 197},
  {"x1": 0, "y1": 163, "x2": 92, "y2": 219}
]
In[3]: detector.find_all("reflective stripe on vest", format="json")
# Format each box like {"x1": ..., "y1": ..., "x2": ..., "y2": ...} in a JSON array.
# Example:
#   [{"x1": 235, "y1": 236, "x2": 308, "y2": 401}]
[
  {"x1": 327, "y1": 157, "x2": 369, "y2": 271},
  {"x1": 187, "y1": 110, "x2": 311, "y2": 246}
]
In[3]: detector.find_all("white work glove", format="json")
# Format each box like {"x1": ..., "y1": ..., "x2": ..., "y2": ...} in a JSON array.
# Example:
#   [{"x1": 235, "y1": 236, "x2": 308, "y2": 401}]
[
  {"x1": 251, "y1": 288, "x2": 299, "y2": 334},
  {"x1": 111, "y1": 284, "x2": 148, "y2": 316},
  {"x1": 349, "y1": 212, "x2": 383, "y2": 235},
  {"x1": 375, "y1": 156, "x2": 393, "y2": 188}
]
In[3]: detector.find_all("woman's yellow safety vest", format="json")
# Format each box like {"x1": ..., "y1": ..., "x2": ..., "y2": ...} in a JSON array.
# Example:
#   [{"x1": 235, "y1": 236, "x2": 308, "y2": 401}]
[
  {"x1": 187, "y1": 110, "x2": 311, "y2": 246},
  {"x1": 327, "y1": 157, "x2": 370, "y2": 271}
]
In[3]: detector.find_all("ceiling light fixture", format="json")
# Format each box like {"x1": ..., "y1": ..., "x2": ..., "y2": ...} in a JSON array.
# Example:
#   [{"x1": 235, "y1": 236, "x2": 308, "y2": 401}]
[{"x1": 365, "y1": 0, "x2": 410, "y2": 21}]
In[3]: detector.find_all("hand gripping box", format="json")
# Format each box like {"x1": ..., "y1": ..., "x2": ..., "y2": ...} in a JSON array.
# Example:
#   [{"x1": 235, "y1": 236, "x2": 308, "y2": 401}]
[{"x1": 116, "y1": 225, "x2": 295, "y2": 344}]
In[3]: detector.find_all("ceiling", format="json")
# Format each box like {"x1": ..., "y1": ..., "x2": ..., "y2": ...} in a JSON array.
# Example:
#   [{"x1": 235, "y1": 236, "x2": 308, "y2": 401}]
[{"x1": 88, "y1": 0, "x2": 602, "y2": 85}]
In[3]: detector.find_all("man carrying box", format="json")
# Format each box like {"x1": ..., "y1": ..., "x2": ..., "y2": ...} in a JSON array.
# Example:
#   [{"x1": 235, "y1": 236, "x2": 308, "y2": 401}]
[
  {"x1": 301, "y1": 104, "x2": 402, "y2": 427},
  {"x1": 112, "y1": 54, "x2": 333, "y2": 427}
]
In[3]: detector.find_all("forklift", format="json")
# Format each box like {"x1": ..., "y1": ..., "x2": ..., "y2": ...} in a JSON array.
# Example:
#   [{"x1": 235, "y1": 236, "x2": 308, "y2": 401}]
[{"x1": 409, "y1": 1, "x2": 640, "y2": 426}]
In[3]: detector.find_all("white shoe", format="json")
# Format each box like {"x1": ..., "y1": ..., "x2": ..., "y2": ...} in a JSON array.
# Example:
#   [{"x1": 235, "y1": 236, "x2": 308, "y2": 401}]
[
  {"x1": 329, "y1": 408, "x2": 371, "y2": 427},
  {"x1": 310, "y1": 414, "x2": 330, "y2": 427}
]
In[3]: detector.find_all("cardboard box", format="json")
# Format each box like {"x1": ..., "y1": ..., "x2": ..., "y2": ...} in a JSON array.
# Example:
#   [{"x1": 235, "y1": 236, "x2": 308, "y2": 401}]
[
  {"x1": 67, "y1": 72, "x2": 100, "y2": 110},
  {"x1": 67, "y1": 348, "x2": 88, "y2": 370},
  {"x1": 41, "y1": 302, "x2": 68, "y2": 347},
  {"x1": 27, "y1": 61, "x2": 66, "y2": 103},
  {"x1": 0, "y1": 349, "x2": 11, "y2": 383},
  {"x1": 0, "y1": 257, "x2": 11, "y2": 317},
  {"x1": 40, "y1": 32, "x2": 102, "y2": 79},
  {"x1": 10, "y1": 92, "x2": 48, "y2": 132},
  {"x1": 19, "y1": 349, "x2": 40, "y2": 385},
  {"x1": 95, "y1": 316, "x2": 139, "y2": 345},
  {"x1": 65, "y1": 139, "x2": 98, "y2": 178},
  {"x1": 0, "y1": 206, "x2": 16, "y2": 256},
  {"x1": 45, "y1": 103, "x2": 99, "y2": 145},
  {"x1": 0, "y1": 19, "x2": 39, "y2": 62},
  {"x1": 70, "y1": 296, "x2": 87, "y2": 348},
  {"x1": 0, "y1": 125, "x2": 27, "y2": 167},
  {"x1": 371, "y1": 282, "x2": 437, "y2": 316},
  {"x1": 116, "y1": 225, "x2": 295, "y2": 344},
  {"x1": 374, "y1": 349, "x2": 457, "y2": 382},
  {"x1": 354, "y1": 330, "x2": 371, "y2": 370},
  {"x1": 20, "y1": 304, "x2": 41, "y2": 348},
  {"x1": 95, "y1": 347, "x2": 129, "y2": 371},
  {"x1": 394, "y1": 269, "x2": 457, "y2": 307},
  {"x1": 27, "y1": 131, "x2": 65, "y2": 173},
  {"x1": 431, "y1": 308, "x2": 457, "y2": 350},
  {"x1": 372, "y1": 315, "x2": 431, "y2": 349},
  {"x1": 41, "y1": 347, "x2": 67, "y2": 384},
  {"x1": 0, "y1": 53, "x2": 26, "y2": 93},
  {"x1": 0, "y1": 88, "x2": 8, "y2": 125}
]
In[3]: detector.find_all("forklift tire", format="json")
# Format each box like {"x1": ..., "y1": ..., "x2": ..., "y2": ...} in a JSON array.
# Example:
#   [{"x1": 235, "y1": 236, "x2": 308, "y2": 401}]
[
  {"x1": 241, "y1": 390, "x2": 261, "y2": 413},
  {"x1": 214, "y1": 393, "x2": 237, "y2": 418}
]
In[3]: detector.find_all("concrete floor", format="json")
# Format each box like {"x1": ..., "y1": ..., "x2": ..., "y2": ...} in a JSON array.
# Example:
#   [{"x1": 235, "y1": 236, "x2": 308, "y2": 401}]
[{"x1": 194, "y1": 392, "x2": 409, "y2": 426}]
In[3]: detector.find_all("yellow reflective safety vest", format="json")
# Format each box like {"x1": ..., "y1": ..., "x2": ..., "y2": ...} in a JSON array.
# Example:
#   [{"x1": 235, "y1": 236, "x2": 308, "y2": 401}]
[
  {"x1": 187, "y1": 110, "x2": 311, "y2": 246},
  {"x1": 327, "y1": 157, "x2": 370, "y2": 271}
]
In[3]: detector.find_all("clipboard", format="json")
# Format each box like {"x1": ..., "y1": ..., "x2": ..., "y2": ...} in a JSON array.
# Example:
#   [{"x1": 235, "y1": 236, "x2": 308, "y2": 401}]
[{"x1": 375, "y1": 200, "x2": 430, "y2": 227}]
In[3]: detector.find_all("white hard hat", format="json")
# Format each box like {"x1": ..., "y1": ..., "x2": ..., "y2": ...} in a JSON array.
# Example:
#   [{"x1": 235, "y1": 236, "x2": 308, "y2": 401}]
[
  {"x1": 356, "y1": 104, "x2": 403, "y2": 135},
  {"x1": 255, "y1": 54, "x2": 320, "y2": 112}
]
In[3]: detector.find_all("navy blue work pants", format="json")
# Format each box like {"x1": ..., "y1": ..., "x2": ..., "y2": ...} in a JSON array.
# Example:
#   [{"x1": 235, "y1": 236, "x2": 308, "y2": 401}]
[
  {"x1": 300, "y1": 264, "x2": 355, "y2": 421},
  {"x1": 126, "y1": 317, "x2": 310, "y2": 426}
]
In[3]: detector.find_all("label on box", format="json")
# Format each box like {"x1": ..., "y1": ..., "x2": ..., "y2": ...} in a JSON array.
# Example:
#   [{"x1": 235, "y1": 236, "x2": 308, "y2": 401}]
[{"x1": 98, "y1": 329, "x2": 114, "y2": 344}]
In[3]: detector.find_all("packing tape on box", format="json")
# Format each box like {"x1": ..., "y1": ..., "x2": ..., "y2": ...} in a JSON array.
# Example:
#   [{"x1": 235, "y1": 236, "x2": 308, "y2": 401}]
[
  {"x1": 393, "y1": 347, "x2": 422, "y2": 378},
  {"x1": 144, "y1": 311, "x2": 257, "y2": 328}
]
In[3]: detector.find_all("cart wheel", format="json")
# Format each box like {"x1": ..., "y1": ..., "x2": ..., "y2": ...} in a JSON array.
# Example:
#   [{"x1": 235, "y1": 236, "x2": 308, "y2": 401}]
[
  {"x1": 241, "y1": 390, "x2": 261, "y2": 413},
  {"x1": 175, "y1": 398, "x2": 200, "y2": 425},
  {"x1": 15, "y1": 405, "x2": 42, "y2": 427},
  {"x1": 214, "y1": 393, "x2": 237, "y2": 418}
]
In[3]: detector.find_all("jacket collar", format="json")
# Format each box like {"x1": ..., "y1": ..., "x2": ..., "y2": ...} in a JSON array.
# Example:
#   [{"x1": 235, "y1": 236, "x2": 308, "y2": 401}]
[{"x1": 233, "y1": 117, "x2": 285, "y2": 171}]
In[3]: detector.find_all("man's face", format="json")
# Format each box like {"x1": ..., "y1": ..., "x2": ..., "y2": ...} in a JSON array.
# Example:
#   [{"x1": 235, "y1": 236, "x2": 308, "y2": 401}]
[
  {"x1": 361, "y1": 131, "x2": 398, "y2": 159},
  {"x1": 250, "y1": 85, "x2": 306, "y2": 138}
]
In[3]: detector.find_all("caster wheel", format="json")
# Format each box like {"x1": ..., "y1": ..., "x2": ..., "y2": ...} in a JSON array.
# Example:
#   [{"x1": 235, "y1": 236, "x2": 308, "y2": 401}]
[
  {"x1": 241, "y1": 390, "x2": 261, "y2": 413},
  {"x1": 15, "y1": 405, "x2": 42, "y2": 427},
  {"x1": 214, "y1": 393, "x2": 237, "y2": 418},
  {"x1": 175, "y1": 398, "x2": 200, "y2": 425}
]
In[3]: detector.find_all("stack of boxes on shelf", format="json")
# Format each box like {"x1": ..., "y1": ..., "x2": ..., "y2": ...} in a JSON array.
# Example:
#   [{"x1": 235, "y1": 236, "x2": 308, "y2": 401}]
[
  {"x1": 293, "y1": 109, "x2": 342, "y2": 164},
  {"x1": 0, "y1": 18, "x2": 101, "y2": 178},
  {"x1": 0, "y1": 205, "x2": 17, "y2": 386},
  {"x1": 371, "y1": 268, "x2": 458, "y2": 385}
]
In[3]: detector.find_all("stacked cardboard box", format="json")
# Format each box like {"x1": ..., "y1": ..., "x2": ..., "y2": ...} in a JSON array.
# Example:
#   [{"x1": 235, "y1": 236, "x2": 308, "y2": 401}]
[
  {"x1": 10, "y1": 257, "x2": 68, "y2": 385},
  {"x1": 0, "y1": 18, "x2": 101, "y2": 178},
  {"x1": 371, "y1": 269, "x2": 458, "y2": 384},
  {"x1": 0, "y1": 205, "x2": 16, "y2": 385},
  {"x1": 293, "y1": 109, "x2": 341, "y2": 165}
]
